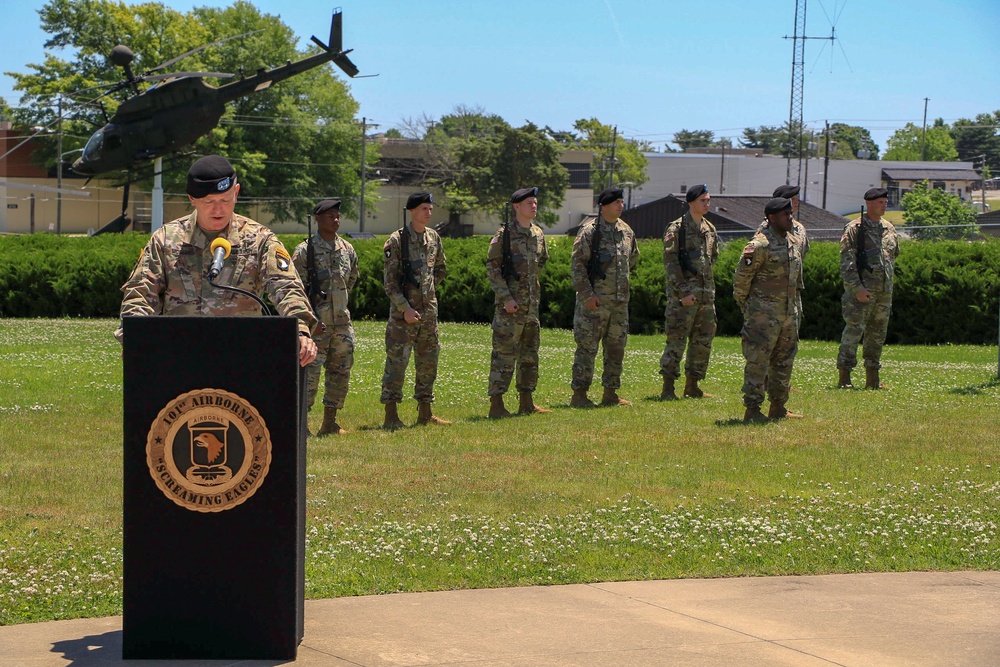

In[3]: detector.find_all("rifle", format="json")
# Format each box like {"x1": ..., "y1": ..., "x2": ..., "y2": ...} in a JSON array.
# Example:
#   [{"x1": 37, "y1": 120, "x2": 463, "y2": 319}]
[
  {"x1": 586, "y1": 218, "x2": 607, "y2": 286},
  {"x1": 501, "y1": 205, "x2": 519, "y2": 281},
  {"x1": 856, "y1": 202, "x2": 870, "y2": 284},
  {"x1": 305, "y1": 215, "x2": 327, "y2": 306},
  {"x1": 399, "y1": 223, "x2": 420, "y2": 288},
  {"x1": 678, "y1": 208, "x2": 695, "y2": 275}
]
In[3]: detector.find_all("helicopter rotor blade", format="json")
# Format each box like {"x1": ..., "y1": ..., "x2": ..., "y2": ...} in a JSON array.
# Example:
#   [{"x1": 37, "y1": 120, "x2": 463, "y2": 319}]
[
  {"x1": 146, "y1": 29, "x2": 264, "y2": 73},
  {"x1": 141, "y1": 72, "x2": 235, "y2": 82}
]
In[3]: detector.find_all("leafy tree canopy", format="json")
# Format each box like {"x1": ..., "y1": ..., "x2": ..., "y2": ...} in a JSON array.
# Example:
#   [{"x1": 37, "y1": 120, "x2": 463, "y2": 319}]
[
  {"x1": 883, "y1": 121, "x2": 959, "y2": 162},
  {"x1": 6, "y1": 0, "x2": 374, "y2": 222},
  {"x1": 672, "y1": 129, "x2": 714, "y2": 151},
  {"x1": 950, "y1": 111, "x2": 1000, "y2": 173},
  {"x1": 571, "y1": 118, "x2": 649, "y2": 194},
  {"x1": 901, "y1": 180, "x2": 977, "y2": 240}
]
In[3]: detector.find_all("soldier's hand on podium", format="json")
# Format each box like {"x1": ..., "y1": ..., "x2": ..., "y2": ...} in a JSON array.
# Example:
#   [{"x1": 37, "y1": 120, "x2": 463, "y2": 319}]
[{"x1": 298, "y1": 334, "x2": 317, "y2": 366}]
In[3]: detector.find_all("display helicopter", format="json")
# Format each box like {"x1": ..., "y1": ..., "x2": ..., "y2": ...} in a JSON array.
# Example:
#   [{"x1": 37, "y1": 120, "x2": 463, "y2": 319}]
[{"x1": 67, "y1": 9, "x2": 364, "y2": 233}]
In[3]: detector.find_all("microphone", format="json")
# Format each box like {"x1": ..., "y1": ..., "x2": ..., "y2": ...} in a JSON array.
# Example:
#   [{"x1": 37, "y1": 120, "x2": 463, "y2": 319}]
[{"x1": 209, "y1": 238, "x2": 232, "y2": 278}]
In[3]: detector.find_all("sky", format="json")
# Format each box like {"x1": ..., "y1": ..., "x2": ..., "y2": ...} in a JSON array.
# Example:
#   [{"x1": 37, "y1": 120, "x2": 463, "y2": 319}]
[{"x1": 1, "y1": 0, "x2": 998, "y2": 156}]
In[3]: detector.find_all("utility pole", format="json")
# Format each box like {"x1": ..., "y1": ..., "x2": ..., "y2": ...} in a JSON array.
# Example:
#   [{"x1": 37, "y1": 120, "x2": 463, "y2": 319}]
[
  {"x1": 56, "y1": 95, "x2": 62, "y2": 235},
  {"x1": 822, "y1": 121, "x2": 831, "y2": 209},
  {"x1": 606, "y1": 125, "x2": 618, "y2": 188},
  {"x1": 358, "y1": 117, "x2": 367, "y2": 233},
  {"x1": 920, "y1": 97, "x2": 929, "y2": 161},
  {"x1": 719, "y1": 140, "x2": 726, "y2": 194}
]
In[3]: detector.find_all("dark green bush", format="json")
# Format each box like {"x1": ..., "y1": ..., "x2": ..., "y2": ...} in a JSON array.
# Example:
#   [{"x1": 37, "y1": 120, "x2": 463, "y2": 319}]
[{"x1": 2, "y1": 233, "x2": 999, "y2": 346}]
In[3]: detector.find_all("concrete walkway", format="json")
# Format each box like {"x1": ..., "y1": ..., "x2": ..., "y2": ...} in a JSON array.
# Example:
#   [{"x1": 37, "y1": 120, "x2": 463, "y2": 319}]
[{"x1": 2, "y1": 571, "x2": 998, "y2": 667}]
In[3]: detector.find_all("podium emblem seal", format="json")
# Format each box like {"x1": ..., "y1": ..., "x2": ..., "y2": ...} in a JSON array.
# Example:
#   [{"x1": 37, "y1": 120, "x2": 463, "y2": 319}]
[{"x1": 146, "y1": 388, "x2": 272, "y2": 512}]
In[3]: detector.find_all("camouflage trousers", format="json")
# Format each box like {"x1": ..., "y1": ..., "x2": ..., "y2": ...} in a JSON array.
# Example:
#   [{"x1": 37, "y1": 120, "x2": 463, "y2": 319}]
[
  {"x1": 572, "y1": 298, "x2": 629, "y2": 391},
  {"x1": 659, "y1": 299, "x2": 716, "y2": 381},
  {"x1": 488, "y1": 310, "x2": 540, "y2": 396},
  {"x1": 741, "y1": 311, "x2": 799, "y2": 409},
  {"x1": 838, "y1": 288, "x2": 892, "y2": 370},
  {"x1": 381, "y1": 312, "x2": 440, "y2": 404},
  {"x1": 305, "y1": 321, "x2": 355, "y2": 409}
]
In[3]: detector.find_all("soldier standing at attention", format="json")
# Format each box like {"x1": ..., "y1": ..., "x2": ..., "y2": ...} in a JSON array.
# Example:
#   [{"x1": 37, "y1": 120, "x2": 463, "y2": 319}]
[
  {"x1": 570, "y1": 187, "x2": 639, "y2": 408},
  {"x1": 486, "y1": 187, "x2": 551, "y2": 419},
  {"x1": 761, "y1": 184, "x2": 810, "y2": 331},
  {"x1": 291, "y1": 199, "x2": 358, "y2": 436},
  {"x1": 380, "y1": 192, "x2": 450, "y2": 429},
  {"x1": 117, "y1": 155, "x2": 317, "y2": 367},
  {"x1": 837, "y1": 188, "x2": 899, "y2": 389},
  {"x1": 659, "y1": 184, "x2": 719, "y2": 400},
  {"x1": 734, "y1": 198, "x2": 805, "y2": 423}
]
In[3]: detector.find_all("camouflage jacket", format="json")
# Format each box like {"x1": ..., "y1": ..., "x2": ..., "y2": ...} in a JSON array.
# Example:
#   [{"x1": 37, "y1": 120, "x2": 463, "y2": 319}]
[
  {"x1": 486, "y1": 221, "x2": 548, "y2": 319},
  {"x1": 840, "y1": 215, "x2": 899, "y2": 295},
  {"x1": 118, "y1": 212, "x2": 317, "y2": 338},
  {"x1": 291, "y1": 233, "x2": 358, "y2": 327},
  {"x1": 663, "y1": 213, "x2": 719, "y2": 302},
  {"x1": 757, "y1": 217, "x2": 810, "y2": 289},
  {"x1": 383, "y1": 222, "x2": 447, "y2": 314},
  {"x1": 571, "y1": 217, "x2": 639, "y2": 303},
  {"x1": 733, "y1": 225, "x2": 805, "y2": 317}
]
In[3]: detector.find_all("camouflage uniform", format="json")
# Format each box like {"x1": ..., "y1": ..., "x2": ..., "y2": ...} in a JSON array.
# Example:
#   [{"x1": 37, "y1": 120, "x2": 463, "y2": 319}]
[
  {"x1": 118, "y1": 211, "x2": 317, "y2": 337},
  {"x1": 660, "y1": 213, "x2": 719, "y2": 381},
  {"x1": 291, "y1": 233, "x2": 358, "y2": 409},
  {"x1": 570, "y1": 217, "x2": 639, "y2": 391},
  {"x1": 486, "y1": 222, "x2": 549, "y2": 396},
  {"x1": 381, "y1": 221, "x2": 447, "y2": 404},
  {"x1": 757, "y1": 217, "x2": 809, "y2": 330},
  {"x1": 837, "y1": 215, "x2": 900, "y2": 371},
  {"x1": 733, "y1": 224, "x2": 805, "y2": 409}
]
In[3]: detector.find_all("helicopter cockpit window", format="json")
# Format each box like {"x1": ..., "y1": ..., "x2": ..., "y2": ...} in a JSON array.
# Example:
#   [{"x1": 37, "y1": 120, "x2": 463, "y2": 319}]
[{"x1": 82, "y1": 130, "x2": 104, "y2": 161}]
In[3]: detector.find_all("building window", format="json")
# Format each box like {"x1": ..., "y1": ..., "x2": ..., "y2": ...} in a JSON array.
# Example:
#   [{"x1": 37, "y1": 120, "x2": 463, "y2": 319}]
[{"x1": 562, "y1": 163, "x2": 592, "y2": 190}]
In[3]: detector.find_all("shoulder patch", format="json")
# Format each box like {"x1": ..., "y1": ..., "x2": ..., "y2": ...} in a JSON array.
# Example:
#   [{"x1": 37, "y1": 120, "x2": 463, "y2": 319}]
[
  {"x1": 274, "y1": 244, "x2": 291, "y2": 272},
  {"x1": 741, "y1": 243, "x2": 755, "y2": 266},
  {"x1": 664, "y1": 232, "x2": 674, "y2": 244},
  {"x1": 490, "y1": 236, "x2": 499, "y2": 245}
]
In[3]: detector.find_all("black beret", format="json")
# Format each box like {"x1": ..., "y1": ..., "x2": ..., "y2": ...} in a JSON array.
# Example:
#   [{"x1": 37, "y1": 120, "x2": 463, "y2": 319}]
[
  {"x1": 764, "y1": 197, "x2": 793, "y2": 215},
  {"x1": 685, "y1": 184, "x2": 709, "y2": 202},
  {"x1": 772, "y1": 184, "x2": 800, "y2": 199},
  {"x1": 405, "y1": 192, "x2": 433, "y2": 210},
  {"x1": 313, "y1": 199, "x2": 342, "y2": 215},
  {"x1": 597, "y1": 187, "x2": 624, "y2": 206},
  {"x1": 511, "y1": 187, "x2": 539, "y2": 203},
  {"x1": 864, "y1": 188, "x2": 888, "y2": 201},
  {"x1": 187, "y1": 155, "x2": 236, "y2": 198}
]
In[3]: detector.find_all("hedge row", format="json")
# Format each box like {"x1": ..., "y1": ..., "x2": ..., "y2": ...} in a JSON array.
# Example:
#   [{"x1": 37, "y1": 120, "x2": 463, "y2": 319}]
[{"x1": 1, "y1": 233, "x2": 999, "y2": 345}]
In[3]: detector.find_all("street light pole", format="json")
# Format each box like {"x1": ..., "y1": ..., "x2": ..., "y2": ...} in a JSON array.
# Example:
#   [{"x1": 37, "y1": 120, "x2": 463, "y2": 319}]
[{"x1": 56, "y1": 95, "x2": 62, "y2": 235}]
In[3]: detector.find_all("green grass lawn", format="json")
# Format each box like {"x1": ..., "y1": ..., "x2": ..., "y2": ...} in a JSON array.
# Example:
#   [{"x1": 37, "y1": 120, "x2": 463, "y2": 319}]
[{"x1": 1, "y1": 318, "x2": 998, "y2": 625}]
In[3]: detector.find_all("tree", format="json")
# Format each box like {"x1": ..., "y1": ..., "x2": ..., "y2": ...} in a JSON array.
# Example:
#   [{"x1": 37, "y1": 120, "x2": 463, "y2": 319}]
[
  {"x1": 950, "y1": 111, "x2": 1000, "y2": 173},
  {"x1": 572, "y1": 118, "x2": 649, "y2": 194},
  {"x1": 901, "y1": 180, "x2": 977, "y2": 240},
  {"x1": 411, "y1": 106, "x2": 568, "y2": 224},
  {"x1": 671, "y1": 129, "x2": 714, "y2": 151},
  {"x1": 827, "y1": 123, "x2": 879, "y2": 160},
  {"x1": 883, "y1": 120, "x2": 959, "y2": 162},
  {"x1": 7, "y1": 0, "x2": 375, "y2": 223},
  {"x1": 739, "y1": 121, "x2": 812, "y2": 157}
]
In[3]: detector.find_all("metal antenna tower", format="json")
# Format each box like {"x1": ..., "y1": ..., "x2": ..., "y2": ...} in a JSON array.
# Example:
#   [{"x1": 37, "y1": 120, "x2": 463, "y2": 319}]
[{"x1": 783, "y1": 0, "x2": 841, "y2": 187}]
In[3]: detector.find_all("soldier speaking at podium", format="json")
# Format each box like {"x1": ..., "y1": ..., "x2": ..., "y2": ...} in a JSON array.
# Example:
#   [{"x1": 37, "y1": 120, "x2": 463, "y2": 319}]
[{"x1": 116, "y1": 155, "x2": 318, "y2": 366}]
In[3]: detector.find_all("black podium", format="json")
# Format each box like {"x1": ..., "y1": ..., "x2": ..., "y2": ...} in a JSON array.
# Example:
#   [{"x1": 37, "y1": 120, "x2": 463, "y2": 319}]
[{"x1": 122, "y1": 317, "x2": 306, "y2": 660}]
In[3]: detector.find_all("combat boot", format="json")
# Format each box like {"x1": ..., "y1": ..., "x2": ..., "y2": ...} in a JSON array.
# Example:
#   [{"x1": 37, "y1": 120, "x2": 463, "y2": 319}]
[
  {"x1": 768, "y1": 402, "x2": 803, "y2": 420},
  {"x1": 743, "y1": 406, "x2": 768, "y2": 424},
  {"x1": 382, "y1": 402, "x2": 405, "y2": 430},
  {"x1": 838, "y1": 367, "x2": 853, "y2": 388},
  {"x1": 601, "y1": 387, "x2": 632, "y2": 406},
  {"x1": 317, "y1": 406, "x2": 346, "y2": 436},
  {"x1": 518, "y1": 391, "x2": 551, "y2": 415},
  {"x1": 683, "y1": 375, "x2": 715, "y2": 398},
  {"x1": 488, "y1": 394, "x2": 512, "y2": 419},
  {"x1": 417, "y1": 402, "x2": 451, "y2": 425},
  {"x1": 570, "y1": 389, "x2": 596, "y2": 408},
  {"x1": 865, "y1": 367, "x2": 886, "y2": 390},
  {"x1": 660, "y1": 377, "x2": 678, "y2": 401}
]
